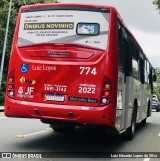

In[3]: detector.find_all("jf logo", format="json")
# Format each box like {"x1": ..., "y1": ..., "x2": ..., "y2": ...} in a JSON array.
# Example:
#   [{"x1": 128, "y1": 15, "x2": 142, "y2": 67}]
[{"x1": 20, "y1": 64, "x2": 29, "y2": 73}]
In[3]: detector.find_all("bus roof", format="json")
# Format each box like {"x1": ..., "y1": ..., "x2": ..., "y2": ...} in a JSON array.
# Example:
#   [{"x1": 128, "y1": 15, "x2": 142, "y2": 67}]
[{"x1": 20, "y1": 3, "x2": 112, "y2": 13}]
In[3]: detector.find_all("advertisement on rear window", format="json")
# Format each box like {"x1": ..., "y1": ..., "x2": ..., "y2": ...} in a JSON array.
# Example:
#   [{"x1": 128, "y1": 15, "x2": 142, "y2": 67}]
[{"x1": 18, "y1": 10, "x2": 109, "y2": 50}]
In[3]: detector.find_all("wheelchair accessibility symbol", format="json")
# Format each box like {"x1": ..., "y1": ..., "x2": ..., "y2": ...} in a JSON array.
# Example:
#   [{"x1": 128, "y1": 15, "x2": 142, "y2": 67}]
[{"x1": 20, "y1": 64, "x2": 29, "y2": 73}]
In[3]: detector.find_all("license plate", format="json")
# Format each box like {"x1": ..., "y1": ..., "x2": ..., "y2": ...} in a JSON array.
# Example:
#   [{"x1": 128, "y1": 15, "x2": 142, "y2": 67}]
[{"x1": 46, "y1": 94, "x2": 64, "y2": 102}]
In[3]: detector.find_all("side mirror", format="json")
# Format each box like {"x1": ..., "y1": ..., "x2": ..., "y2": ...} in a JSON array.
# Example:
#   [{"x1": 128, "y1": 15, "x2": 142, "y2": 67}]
[{"x1": 153, "y1": 74, "x2": 157, "y2": 82}]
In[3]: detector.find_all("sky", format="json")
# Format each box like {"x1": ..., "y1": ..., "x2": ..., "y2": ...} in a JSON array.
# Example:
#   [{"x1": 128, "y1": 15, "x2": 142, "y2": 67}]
[{"x1": 61, "y1": 0, "x2": 160, "y2": 67}]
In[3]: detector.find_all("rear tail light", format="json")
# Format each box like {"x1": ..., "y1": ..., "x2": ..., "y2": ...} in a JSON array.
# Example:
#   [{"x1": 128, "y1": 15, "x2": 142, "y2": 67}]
[
  {"x1": 100, "y1": 76, "x2": 112, "y2": 105},
  {"x1": 7, "y1": 71, "x2": 15, "y2": 99},
  {"x1": 104, "y1": 91, "x2": 110, "y2": 97}
]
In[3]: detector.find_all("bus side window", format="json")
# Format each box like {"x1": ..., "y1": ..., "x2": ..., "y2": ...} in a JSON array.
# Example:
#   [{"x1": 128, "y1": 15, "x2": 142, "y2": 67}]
[
  {"x1": 123, "y1": 40, "x2": 129, "y2": 75},
  {"x1": 132, "y1": 58, "x2": 139, "y2": 78},
  {"x1": 118, "y1": 21, "x2": 131, "y2": 77},
  {"x1": 139, "y1": 53, "x2": 145, "y2": 84},
  {"x1": 118, "y1": 22, "x2": 123, "y2": 71},
  {"x1": 149, "y1": 64, "x2": 152, "y2": 85},
  {"x1": 144, "y1": 60, "x2": 148, "y2": 83},
  {"x1": 131, "y1": 41, "x2": 140, "y2": 79},
  {"x1": 146, "y1": 61, "x2": 150, "y2": 84},
  {"x1": 122, "y1": 28, "x2": 131, "y2": 77}
]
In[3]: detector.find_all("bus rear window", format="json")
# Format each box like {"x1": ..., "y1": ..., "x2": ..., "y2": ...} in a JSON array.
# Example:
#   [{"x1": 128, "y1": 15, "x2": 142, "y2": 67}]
[{"x1": 18, "y1": 9, "x2": 110, "y2": 50}]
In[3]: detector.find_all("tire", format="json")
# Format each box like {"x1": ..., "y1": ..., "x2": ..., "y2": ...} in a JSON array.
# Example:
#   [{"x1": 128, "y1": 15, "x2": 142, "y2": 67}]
[
  {"x1": 147, "y1": 100, "x2": 151, "y2": 117},
  {"x1": 140, "y1": 118, "x2": 146, "y2": 126},
  {"x1": 125, "y1": 107, "x2": 137, "y2": 140},
  {"x1": 50, "y1": 124, "x2": 75, "y2": 133},
  {"x1": 156, "y1": 105, "x2": 160, "y2": 112}
]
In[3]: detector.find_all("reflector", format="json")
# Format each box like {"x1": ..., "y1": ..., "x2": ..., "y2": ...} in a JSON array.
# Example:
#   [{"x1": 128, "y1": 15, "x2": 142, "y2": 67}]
[
  {"x1": 105, "y1": 84, "x2": 110, "y2": 90},
  {"x1": 104, "y1": 91, "x2": 110, "y2": 97},
  {"x1": 8, "y1": 77, "x2": 14, "y2": 83},
  {"x1": 8, "y1": 84, "x2": 13, "y2": 89}
]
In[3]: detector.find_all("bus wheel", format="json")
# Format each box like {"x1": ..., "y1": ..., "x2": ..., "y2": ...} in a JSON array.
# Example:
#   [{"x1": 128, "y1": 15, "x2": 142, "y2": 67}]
[
  {"x1": 125, "y1": 107, "x2": 137, "y2": 140},
  {"x1": 147, "y1": 100, "x2": 151, "y2": 117},
  {"x1": 140, "y1": 118, "x2": 146, "y2": 126},
  {"x1": 50, "y1": 124, "x2": 75, "y2": 133},
  {"x1": 156, "y1": 106, "x2": 160, "y2": 112}
]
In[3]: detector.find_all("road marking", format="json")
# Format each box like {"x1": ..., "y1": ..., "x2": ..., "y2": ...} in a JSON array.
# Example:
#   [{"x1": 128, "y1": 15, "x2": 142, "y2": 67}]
[
  {"x1": 158, "y1": 133, "x2": 160, "y2": 136},
  {"x1": 0, "y1": 116, "x2": 7, "y2": 119},
  {"x1": 16, "y1": 128, "x2": 53, "y2": 138},
  {"x1": 143, "y1": 158, "x2": 150, "y2": 161}
]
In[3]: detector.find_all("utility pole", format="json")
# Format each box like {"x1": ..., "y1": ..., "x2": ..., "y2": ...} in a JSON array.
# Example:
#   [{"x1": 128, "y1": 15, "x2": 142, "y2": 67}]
[{"x1": 0, "y1": 0, "x2": 12, "y2": 88}]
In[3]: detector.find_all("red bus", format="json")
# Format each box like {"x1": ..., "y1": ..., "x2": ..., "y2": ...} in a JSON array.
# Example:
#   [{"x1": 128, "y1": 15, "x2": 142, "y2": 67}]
[{"x1": 5, "y1": 3, "x2": 156, "y2": 140}]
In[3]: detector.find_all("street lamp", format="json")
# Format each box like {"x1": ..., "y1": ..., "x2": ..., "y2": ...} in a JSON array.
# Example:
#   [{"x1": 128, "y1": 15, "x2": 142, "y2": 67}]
[{"x1": 0, "y1": 0, "x2": 12, "y2": 88}]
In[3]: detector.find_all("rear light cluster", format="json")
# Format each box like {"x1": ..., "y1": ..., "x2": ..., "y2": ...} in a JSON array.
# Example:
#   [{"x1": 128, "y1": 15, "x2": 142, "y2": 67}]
[
  {"x1": 101, "y1": 77, "x2": 112, "y2": 105},
  {"x1": 7, "y1": 72, "x2": 15, "y2": 98}
]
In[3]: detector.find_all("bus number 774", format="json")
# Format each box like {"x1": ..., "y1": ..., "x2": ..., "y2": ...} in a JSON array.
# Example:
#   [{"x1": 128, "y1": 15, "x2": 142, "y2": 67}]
[{"x1": 80, "y1": 66, "x2": 97, "y2": 75}]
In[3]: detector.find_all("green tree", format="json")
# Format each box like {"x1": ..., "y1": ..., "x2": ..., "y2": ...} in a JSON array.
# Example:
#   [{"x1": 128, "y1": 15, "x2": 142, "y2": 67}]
[
  {"x1": 0, "y1": 0, "x2": 58, "y2": 105},
  {"x1": 153, "y1": 0, "x2": 160, "y2": 10}
]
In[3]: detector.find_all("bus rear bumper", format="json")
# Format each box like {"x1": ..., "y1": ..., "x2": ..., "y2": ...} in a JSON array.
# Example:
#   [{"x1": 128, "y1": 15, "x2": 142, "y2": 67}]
[{"x1": 5, "y1": 96, "x2": 116, "y2": 126}]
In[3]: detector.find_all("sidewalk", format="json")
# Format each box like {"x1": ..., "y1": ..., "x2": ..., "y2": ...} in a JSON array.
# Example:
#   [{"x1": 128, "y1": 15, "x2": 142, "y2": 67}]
[{"x1": 0, "y1": 106, "x2": 4, "y2": 112}]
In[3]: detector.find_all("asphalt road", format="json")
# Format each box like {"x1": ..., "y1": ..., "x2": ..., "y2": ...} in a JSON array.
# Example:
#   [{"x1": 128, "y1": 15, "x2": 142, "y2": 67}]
[{"x1": 0, "y1": 110, "x2": 160, "y2": 161}]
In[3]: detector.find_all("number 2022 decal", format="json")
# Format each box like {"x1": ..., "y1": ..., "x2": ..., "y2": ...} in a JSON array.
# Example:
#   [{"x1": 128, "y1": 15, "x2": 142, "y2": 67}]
[
  {"x1": 80, "y1": 67, "x2": 97, "y2": 75},
  {"x1": 78, "y1": 87, "x2": 96, "y2": 94}
]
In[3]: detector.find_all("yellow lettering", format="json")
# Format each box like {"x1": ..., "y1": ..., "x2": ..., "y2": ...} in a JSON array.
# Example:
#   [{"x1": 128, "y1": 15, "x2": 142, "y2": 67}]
[
  {"x1": 61, "y1": 24, "x2": 65, "y2": 28},
  {"x1": 41, "y1": 24, "x2": 45, "y2": 29},
  {"x1": 69, "y1": 24, "x2": 73, "y2": 29},
  {"x1": 46, "y1": 24, "x2": 51, "y2": 28},
  {"x1": 55, "y1": 24, "x2": 59, "y2": 28},
  {"x1": 28, "y1": 24, "x2": 33, "y2": 29},
  {"x1": 24, "y1": 24, "x2": 29, "y2": 29},
  {"x1": 24, "y1": 23, "x2": 73, "y2": 30}
]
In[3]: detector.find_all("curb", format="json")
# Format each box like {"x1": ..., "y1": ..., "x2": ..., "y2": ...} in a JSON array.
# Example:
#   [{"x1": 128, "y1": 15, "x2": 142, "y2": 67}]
[{"x1": 0, "y1": 106, "x2": 4, "y2": 112}]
